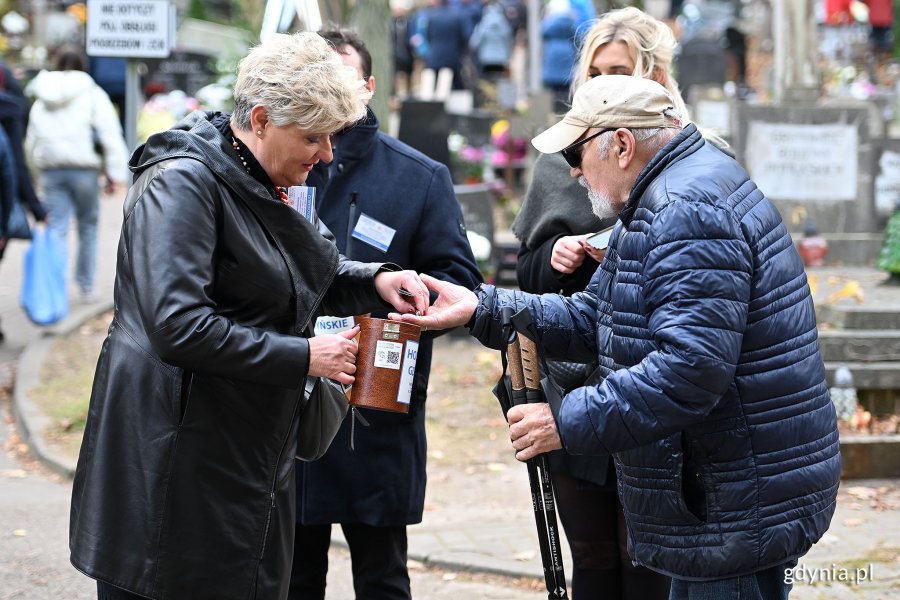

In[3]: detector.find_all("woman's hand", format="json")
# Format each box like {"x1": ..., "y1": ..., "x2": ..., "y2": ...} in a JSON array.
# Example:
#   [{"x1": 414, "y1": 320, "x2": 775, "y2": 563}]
[
  {"x1": 307, "y1": 326, "x2": 360, "y2": 385},
  {"x1": 551, "y1": 234, "x2": 592, "y2": 274},
  {"x1": 578, "y1": 239, "x2": 607, "y2": 264},
  {"x1": 388, "y1": 273, "x2": 477, "y2": 332},
  {"x1": 374, "y1": 269, "x2": 430, "y2": 315}
]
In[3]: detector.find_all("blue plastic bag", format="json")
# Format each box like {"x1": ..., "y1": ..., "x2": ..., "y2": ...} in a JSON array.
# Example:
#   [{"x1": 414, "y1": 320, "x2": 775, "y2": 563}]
[{"x1": 20, "y1": 228, "x2": 68, "y2": 325}]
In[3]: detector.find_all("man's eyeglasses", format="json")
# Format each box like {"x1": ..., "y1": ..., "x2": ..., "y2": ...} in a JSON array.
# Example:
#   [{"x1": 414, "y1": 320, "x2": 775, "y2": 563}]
[{"x1": 560, "y1": 128, "x2": 615, "y2": 169}]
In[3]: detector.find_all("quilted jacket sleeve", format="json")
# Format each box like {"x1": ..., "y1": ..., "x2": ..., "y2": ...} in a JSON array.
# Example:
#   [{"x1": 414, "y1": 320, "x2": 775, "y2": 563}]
[
  {"x1": 469, "y1": 282, "x2": 600, "y2": 364},
  {"x1": 560, "y1": 199, "x2": 753, "y2": 455}
]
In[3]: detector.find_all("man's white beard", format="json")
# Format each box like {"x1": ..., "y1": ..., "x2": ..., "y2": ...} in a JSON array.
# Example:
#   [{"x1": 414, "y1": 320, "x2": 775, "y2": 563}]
[{"x1": 579, "y1": 176, "x2": 617, "y2": 220}]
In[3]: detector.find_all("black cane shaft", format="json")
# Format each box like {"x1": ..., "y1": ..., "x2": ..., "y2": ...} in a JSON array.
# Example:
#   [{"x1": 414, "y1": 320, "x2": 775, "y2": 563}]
[
  {"x1": 505, "y1": 315, "x2": 569, "y2": 598},
  {"x1": 526, "y1": 459, "x2": 556, "y2": 594},
  {"x1": 537, "y1": 455, "x2": 568, "y2": 597}
]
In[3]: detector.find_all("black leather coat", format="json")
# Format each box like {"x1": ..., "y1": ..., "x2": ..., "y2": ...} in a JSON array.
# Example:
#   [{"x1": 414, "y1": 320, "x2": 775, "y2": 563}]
[{"x1": 69, "y1": 112, "x2": 391, "y2": 599}]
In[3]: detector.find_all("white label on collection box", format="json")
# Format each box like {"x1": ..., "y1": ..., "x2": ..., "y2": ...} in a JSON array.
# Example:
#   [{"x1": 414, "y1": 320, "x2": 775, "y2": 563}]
[
  {"x1": 396, "y1": 341, "x2": 418, "y2": 405},
  {"x1": 373, "y1": 340, "x2": 403, "y2": 370},
  {"x1": 313, "y1": 315, "x2": 355, "y2": 336}
]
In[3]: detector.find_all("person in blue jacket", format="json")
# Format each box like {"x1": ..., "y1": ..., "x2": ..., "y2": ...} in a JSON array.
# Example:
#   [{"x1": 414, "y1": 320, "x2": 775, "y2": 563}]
[
  {"x1": 390, "y1": 75, "x2": 841, "y2": 599},
  {"x1": 420, "y1": 0, "x2": 469, "y2": 97},
  {"x1": 290, "y1": 27, "x2": 482, "y2": 600},
  {"x1": 541, "y1": 0, "x2": 580, "y2": 111},
  {"x1": 469, "y1": 1, "x2": 514, "y2": 82}
]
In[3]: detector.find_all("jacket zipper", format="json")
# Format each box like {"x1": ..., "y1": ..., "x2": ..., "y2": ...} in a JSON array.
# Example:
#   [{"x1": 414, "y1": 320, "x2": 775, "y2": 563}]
[
  {"x1": 246, "y1": 217, "x2": 339, "y2": 588},
  {"x1": 253, "y1": 365, "x2": 305, "y2": 586},
  {"x1": 615, "y1": 461, "x2": 640, "y2": 566}
]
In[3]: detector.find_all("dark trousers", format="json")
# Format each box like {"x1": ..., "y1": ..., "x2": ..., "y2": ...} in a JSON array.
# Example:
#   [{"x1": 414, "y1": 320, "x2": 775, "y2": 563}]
[
  {"x1": 97, "y1": 581, "x2": 147, "y2": 599},
  {"x1": 551, "y1": 471, "x2": 671, "y2": 600},
  {"x1": 668, "y1": 560, "x2": 796, "y2": 600},
  {"x1": 289, "y1": 522, "x2": 410, "y2": 600}
]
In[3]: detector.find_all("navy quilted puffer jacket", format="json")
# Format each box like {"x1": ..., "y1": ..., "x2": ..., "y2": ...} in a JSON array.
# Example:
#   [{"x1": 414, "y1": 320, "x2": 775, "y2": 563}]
[{"x1": 470, "y1": 125, "x2": 840, "y2": 580}]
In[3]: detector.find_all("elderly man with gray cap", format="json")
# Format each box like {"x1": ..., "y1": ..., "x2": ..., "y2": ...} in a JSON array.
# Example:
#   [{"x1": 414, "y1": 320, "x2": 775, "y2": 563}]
[{"x1": 390, "y1": 75, "x2": 840, "y2": 599}]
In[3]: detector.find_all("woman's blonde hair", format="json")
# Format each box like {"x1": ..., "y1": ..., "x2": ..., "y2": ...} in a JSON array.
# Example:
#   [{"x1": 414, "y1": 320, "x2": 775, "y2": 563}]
[
  {"x1": 573, "y1": 7, "x2": 690, "y2": 121},
  {"x1": 232, "y1": 32, "x2": 368, "y2": 134}
]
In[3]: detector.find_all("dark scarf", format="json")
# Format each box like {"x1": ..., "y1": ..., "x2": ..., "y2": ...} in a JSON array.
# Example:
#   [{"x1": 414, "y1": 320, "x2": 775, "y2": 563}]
[{"x1": 510, "y1": 151, "x2": 608, "y2": 248}]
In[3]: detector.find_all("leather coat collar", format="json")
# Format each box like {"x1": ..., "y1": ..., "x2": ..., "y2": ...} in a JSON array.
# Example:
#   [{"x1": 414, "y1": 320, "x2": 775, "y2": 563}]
[{"x1": 130, "y1": 110, "x2": 340, "y2": 333}]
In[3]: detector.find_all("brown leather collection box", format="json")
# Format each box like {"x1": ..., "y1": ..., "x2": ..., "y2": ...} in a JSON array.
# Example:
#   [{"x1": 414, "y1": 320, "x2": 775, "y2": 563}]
[{"x1": 348, "y1": 316, "x2": 422, "y2": 413}]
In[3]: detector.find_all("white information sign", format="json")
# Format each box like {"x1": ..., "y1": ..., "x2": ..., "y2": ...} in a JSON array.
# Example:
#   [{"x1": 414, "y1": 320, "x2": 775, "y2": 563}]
[
  {"x1": 876, "y1": 149, "x2": 900, "y2": 214},
  {"x1": 745, "y1": 122, "x2": 857, "y2": 202},
  {"x1": 86, "y1": 0, "x2": 171, "y2": 58}
]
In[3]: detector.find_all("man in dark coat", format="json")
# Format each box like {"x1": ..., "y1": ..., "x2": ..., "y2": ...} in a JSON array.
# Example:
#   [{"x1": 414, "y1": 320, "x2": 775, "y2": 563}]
[
  {"x1": 290, "y1": 27, "x2": 482, "y2": 600},
  {"x1": 421, "y1": 0, "x2": 469, "y2": 94},
  {"x1": 390, "y1": 75, "x2": 841, "y2": 599}
]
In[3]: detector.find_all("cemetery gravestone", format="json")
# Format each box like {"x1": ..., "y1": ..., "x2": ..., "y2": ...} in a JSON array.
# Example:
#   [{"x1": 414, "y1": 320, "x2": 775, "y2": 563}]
[
  {"x1": 397, "y1": 100, "x2": 452, "y2": 170},
  {"x1": 736, "y1": 104, "x2": 873, "y2": 230}
]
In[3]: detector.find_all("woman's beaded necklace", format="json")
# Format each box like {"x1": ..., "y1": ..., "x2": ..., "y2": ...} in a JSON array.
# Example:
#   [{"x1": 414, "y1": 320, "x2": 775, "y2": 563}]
[{"x1": 231, "y1": 136, "x2": 289, "y2": 204}]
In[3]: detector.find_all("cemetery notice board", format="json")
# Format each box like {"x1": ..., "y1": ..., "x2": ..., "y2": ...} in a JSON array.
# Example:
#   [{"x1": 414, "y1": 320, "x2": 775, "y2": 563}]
[
  {"x1": 86, "y1": 0, "x2": 172, "y2": 58},
  {"x1": 735, "y1": 105, "x2": 874, "y2": 234},
  {"x1": 876, "y1": 139, "x2": 900, "y2": 219}
]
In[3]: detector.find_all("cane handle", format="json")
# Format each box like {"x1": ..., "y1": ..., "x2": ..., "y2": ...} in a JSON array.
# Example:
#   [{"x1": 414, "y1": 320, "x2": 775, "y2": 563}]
[
  {"x1": 518, "y1": 336, "x2": 541, "y2": 391},
  {"x1": 507, "y1": 339, "x2": 526, "y2": 390}
]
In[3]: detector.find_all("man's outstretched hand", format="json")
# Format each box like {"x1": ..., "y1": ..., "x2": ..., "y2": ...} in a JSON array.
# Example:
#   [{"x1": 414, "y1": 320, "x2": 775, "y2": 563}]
[{"x1": 388, "y1": 273, "x2": 478, "y2": 332}]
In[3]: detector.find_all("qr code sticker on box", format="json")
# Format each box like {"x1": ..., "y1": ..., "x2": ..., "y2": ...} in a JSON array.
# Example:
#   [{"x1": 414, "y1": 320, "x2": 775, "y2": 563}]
[{"x1": 373, "y1": 340, "x2": 403, "y2": 370}]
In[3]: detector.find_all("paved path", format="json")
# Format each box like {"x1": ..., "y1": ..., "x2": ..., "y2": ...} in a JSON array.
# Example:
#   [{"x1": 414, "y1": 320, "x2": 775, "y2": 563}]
[
  {"x1": 2, "y1": 192, "x2": 899, "y2": 598},
  {"x1": 0, "y1": 191, "x2": 122, "y2": 600},
  {"x1": 0, "y1": 193, "x2": 548, "y2": 599}
]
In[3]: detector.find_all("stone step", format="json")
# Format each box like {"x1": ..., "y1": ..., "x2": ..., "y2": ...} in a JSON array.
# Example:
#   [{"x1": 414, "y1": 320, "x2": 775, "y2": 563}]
[
  {"x1": 815, "y1": 233, "x2": 883, "y2": 267},
  {"x1": 840, "y1": 435, "x2": 900, "y2": 479},
  {"x1": 817, "y1": 329, "x2": 900, "y2": 363},
  {"x1": 824, "y1": 362, "x2": 900, "y2": 390},
  {"x1": 817, "y1": 304, "x2": 900, "y2": 330}
]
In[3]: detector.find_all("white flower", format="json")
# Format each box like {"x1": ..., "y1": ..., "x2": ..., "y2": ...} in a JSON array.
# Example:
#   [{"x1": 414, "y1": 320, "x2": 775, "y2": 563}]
[
  {"x1": 466, "y1": 230, "x2": 492, "y2": 261},
  {"x1": 448, "y1": 132, "x2": 466, "y2": 153}
]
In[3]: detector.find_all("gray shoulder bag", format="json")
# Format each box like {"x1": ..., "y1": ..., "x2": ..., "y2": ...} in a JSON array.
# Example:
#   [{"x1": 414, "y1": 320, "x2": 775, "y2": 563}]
[{"x1": 295, "y1": 375, "x2": 350, "y2": 461}]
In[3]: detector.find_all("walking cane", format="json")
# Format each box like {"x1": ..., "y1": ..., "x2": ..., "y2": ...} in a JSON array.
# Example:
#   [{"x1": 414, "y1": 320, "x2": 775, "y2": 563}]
[{"x1": 501, "y1": 308, "x2": 569, "y2": 599}]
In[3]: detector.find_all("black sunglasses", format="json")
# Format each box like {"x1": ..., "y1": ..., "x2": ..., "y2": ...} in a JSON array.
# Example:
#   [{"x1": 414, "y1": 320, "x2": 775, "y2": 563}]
[{"x1": 560, "y1": 128, "x2": 616, "y2": 168}]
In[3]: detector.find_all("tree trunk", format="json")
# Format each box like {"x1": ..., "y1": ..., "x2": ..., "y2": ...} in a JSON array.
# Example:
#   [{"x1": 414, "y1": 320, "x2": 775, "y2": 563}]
[
  {"x1": 772, "y1": 0, "x2": 819, "y2": 102},
  {"x1": 319, "y1": 0, "x2": 351, "y2": 25},
  {"x1": 351, "y1": 0, "x2": 392, "y2": 131}
]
